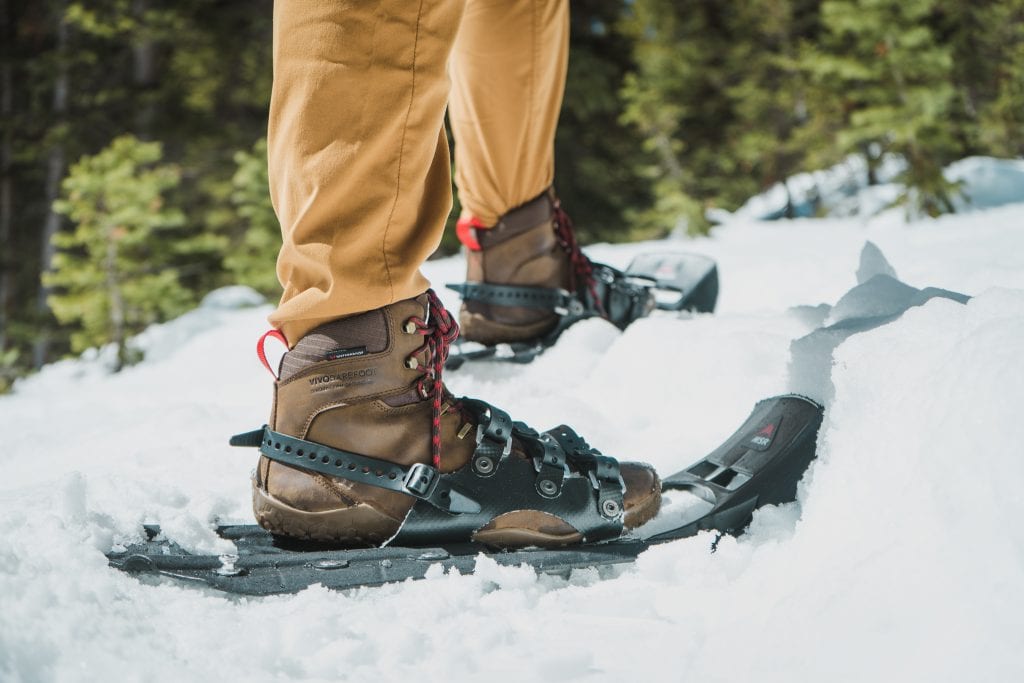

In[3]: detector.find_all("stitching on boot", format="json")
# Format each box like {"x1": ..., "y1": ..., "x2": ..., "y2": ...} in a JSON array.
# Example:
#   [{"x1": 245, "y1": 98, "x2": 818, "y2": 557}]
[{"x1": 299, "y1": 401, "x2": 352, "y2": 439}]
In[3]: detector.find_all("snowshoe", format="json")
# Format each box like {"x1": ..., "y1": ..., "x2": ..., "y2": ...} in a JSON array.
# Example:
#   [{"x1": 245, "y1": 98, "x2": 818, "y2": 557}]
[
  {"x1": 448, "y1": 189, "x2": 718, "y2": 368},
  {"x1": 106, "y1": 394, "x2": 822, "y2": 595},
  {"x1": 446, "y1": 251, "x2": 719, "y2": 368}
]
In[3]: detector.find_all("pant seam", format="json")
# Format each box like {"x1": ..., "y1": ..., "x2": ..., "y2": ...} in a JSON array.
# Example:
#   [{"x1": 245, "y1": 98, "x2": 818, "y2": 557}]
[
  {"x1": 526, "y1": 0, "x2": 538, "y2": 209},
  {"x1": 381, "y1": 0, "x2": 426, "y2": 302}
]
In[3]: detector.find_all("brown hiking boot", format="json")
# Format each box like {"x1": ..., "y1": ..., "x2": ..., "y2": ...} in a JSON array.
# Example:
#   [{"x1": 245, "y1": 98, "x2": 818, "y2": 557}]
[
  {"x1": 251, "y1": 290, "x2": 660, "y2": 547},
  {"x1": 457, "y1": 189, "x2": 582, "y2": 345}
]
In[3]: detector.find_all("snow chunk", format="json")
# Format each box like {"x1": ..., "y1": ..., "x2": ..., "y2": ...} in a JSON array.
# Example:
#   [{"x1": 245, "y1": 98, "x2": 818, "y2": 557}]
[
  {"x1": 789, "y1": 243, "x2": 970, "y2": 403},
  {"x1": 856, "y1": 240, "x2": 898, "y2": 284}
]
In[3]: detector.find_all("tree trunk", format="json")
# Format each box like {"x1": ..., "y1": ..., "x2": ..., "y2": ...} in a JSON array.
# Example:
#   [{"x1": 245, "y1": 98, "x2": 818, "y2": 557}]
[
  {"x1": 861, "y1": 144, "x2": 879, "y2": 187},
  {"x1": 0, "y1": 0, "x2": 13, "y2": 352},
  {"x1": 104, "y1": 228, "x2": 126, "y2": 372},
  {"x1": 33, "y1": 2, "x2": 69, "y2": 368},
  {"x1": 132, "y1": 0, "x2": 158, "y2": 139}
]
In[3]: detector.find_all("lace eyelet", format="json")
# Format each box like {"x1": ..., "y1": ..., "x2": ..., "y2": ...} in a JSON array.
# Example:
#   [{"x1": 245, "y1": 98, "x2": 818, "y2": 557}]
[{"x1": 405, "y1": 357, "x2": 419, "y2": 370}]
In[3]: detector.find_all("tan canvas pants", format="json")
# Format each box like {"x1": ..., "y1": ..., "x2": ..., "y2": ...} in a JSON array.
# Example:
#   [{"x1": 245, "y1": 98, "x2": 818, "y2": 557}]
[{"x1": 267, "y1": 0, "x2": 569, "y2": 343}]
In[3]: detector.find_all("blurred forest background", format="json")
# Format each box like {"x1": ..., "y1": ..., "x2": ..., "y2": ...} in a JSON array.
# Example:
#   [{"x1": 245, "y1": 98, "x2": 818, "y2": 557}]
[{"x1": 1, "y1": 0, "x2": 1023, "y2": 386}]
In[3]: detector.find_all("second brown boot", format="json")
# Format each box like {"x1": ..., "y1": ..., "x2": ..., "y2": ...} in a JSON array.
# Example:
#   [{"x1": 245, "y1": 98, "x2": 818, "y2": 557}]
[
  {"x1": 454, "y1": 189, "x2": 654, "y2": 353},
  {"x1": 457, "y1": 189, "x2": 572, "y2": 345}
]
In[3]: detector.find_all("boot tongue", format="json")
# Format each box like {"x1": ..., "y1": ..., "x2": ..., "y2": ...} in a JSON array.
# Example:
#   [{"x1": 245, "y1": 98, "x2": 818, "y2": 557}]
[{"x1": 278, "y1": 309, "x2": 389, "y2": 381}]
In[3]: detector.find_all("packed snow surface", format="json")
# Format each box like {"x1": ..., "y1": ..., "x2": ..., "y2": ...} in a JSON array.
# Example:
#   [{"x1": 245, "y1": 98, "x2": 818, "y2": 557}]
[{"x1": 3, "y1": 177, "x2": 1024, "y2": 681}]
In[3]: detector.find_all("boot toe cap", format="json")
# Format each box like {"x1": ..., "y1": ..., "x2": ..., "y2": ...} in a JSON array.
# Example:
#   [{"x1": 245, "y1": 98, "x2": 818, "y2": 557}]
[{"x1": 620, "y1": 462, "x2": 662, "y2": 529}]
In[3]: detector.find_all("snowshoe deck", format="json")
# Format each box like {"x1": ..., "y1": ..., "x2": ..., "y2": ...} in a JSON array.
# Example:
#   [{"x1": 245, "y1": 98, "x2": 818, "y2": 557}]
[
  {"x1": 107, "y1": 395, "x2": 821, "y2": 595},
  {"x1": 625, "y1": 252, "x2": 718, "y2": 313},
  {"x1": 446, "y1": 252, "x2": 718, "y2": 369}
]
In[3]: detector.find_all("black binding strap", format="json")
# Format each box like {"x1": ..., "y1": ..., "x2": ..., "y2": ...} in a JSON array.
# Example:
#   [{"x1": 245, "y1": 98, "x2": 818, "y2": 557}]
[
  {"x1": 447, "y1": 282, "x2": 583, "y2": 315},
  {"x1": 240, "y1": 426, "x2": 481, "y2": 514},
  {"x1": 447, "y1": 263, "x2": 655, "y2": 348},
  {"x1": 460, "y1": 398, "x2": 513, "y2": 477}
]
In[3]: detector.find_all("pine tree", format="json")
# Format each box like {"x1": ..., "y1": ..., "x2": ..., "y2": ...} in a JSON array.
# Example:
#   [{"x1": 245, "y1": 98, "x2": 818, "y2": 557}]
[
  {"x1": 45, "y1": 134, "x2": 196, "y2": 369},
  {"x1": 805, "y1": 0, "x2": 961, "y2": 216},
  {"x1": 3, "y1": 1, "x2": 274, "y2": 380},
  {"x1": 957, "y1": 1, "x2": 1024, "y2": 157},
  {"x1": 620, "y1": 0, "x2": 735, "y2": 235},
  {"x1": 223, "y1": 137, "x2": 280, "y2": 297},
  {"x1": 727, "y1": 0, "x2": 828, "y2": 218},
  {"x1": 554, "y1": 0, "x2": 655, "y2": 243}
]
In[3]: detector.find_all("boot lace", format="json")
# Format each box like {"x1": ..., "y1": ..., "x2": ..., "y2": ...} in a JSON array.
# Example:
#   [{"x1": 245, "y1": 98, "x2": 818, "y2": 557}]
[
  {"x1": 406, "y1": 289, "x2": 463, "y2": 469},
  {"x1": 552, "y1": 201, "x2": 607, "y2": 318}
]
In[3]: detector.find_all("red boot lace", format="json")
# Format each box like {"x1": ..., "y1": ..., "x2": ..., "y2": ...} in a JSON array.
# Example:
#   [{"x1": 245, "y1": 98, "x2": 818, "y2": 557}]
[
  {"x1": 552, "y1": 201, "x2": 607, "y2": 318},
  {"x1": 406, "y1": 290, "x2": 462, "y2": 469}
]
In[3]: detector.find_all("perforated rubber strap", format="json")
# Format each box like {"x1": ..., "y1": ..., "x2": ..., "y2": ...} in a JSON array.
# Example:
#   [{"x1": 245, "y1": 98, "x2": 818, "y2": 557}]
[
  {"x1": 534, "y1": 434, "x2": 568, "y2": 499},
  {"x1": 460, "y1": 399, "x2": 514, "y2": 477},
  {"x1": 447, "y1": 282, "x2": 584, "y2": 315},
  {"x1": 230, "y1": 427, "x2": 482, "y2": 514}
]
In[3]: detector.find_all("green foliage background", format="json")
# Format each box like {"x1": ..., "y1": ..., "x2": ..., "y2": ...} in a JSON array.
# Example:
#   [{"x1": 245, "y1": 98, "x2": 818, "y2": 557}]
[
  {"x1": 46, "y1": 135, "x2": 198, "y2": 367},
  {"x1": 2, "y1": 0, "x2": 1023, "y2": 382}
]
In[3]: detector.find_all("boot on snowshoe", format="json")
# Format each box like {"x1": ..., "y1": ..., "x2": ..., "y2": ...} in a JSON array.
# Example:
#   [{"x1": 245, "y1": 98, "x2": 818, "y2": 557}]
[
  {"x1": 118, "y1": 395, "x2": 821, "y2": 594},
  {"x1": 241, "y1": 291, "x2": 660, "y2": 548},
  {"x1": 449, "y1": 189, "x2": 656, "y2": 355}
]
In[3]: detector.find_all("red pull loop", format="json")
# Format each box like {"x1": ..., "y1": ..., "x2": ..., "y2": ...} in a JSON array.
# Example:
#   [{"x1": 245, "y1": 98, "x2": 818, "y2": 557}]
[
  {"x1": 456, "y1": 215, "x2": 489, "y2": 251},
  {"x1": 256, "y1": 329, "x2": 289, "y2": 379}
]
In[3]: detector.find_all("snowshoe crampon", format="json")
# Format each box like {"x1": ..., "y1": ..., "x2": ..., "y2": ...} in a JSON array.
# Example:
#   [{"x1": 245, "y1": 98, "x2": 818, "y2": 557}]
[
  {"x1": 107, "y1": 395, "x2": 822, "y2": 596},
  {"x1": 446, "y1": 252, "x2": 718, "y2": 368}
]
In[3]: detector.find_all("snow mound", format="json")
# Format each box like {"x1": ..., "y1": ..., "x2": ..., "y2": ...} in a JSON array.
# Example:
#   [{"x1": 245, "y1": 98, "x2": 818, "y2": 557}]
[
  {"x1": 947, "y1": 156, "x2": 1024, "y2": 211},
  {"x1": 731, "y1": 153, "x2": 905, "y2": 221},
  {"x1": 200, "y1": 285, "x2": 266, "y2": 310},
  {"x1": 731, "y1": 155, "x2": 1024, "y2": 222},
  {"x1": 855, "y1": 240, "x2": 898, "y2": 284},
  {"x1": 788, "y1": 242, "x2": 971, "y2": 403}
]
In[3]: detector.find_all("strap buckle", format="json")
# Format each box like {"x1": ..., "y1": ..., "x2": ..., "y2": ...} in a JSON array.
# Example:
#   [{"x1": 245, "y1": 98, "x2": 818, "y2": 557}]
[
  {"x1": 553, "y1": 290, "x2": 585, "y2": 317},
  {"x1": 404, "y1": 463, "x2": 439, "y2": 498}
]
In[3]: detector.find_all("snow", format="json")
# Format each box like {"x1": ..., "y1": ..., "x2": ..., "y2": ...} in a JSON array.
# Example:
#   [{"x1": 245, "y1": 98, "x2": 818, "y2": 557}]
[
  {"x1": 947, "y1": 156, "x2": 1024, "y2": 212},
  {"x1": 731, "y1": 154, "x2": 1024, "y2": 221},
  {"x1": 3, "y1": 162, "x2": 1024, "y2": 681}
]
